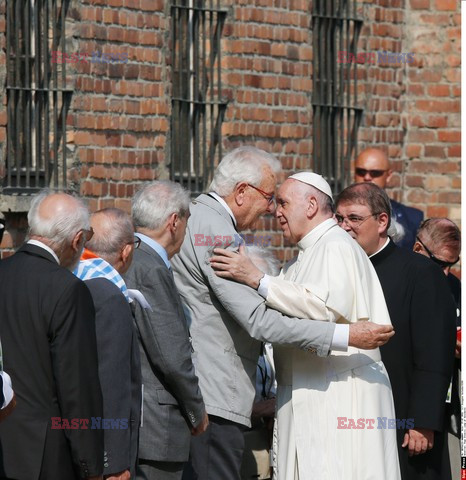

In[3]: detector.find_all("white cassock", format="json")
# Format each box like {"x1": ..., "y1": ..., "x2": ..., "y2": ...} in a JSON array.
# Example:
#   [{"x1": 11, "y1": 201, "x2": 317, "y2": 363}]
[{"x1": 266, "y1": 218, "x2": 401, "y2": 480}]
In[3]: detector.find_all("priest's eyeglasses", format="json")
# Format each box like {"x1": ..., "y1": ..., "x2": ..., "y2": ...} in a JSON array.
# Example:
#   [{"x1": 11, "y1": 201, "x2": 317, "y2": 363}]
[
  {"x1": 247, "y1": 184, "x2": 275, "y2": 206},
  {"x1": 335, "y1": 212, "x2": 381, "y2": 229},
  {"x1": 415, "y1": 236, "x2": 460, "y2": 269}
]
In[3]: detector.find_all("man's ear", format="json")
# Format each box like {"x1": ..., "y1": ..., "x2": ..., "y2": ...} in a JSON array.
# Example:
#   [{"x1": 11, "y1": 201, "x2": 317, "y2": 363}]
[
  {"x1": 413, "y1": 241, "x2": 423, "y2": 254},
  {"x1": 233, "y1": 182, "x2": 248, "y2": 206},
  {"x1": 121, "y1": 242, "x2": 133, "y2": 265},
  {"x1": 307, "y1": 196, "x2": 318, "y2": 217},
  {"x1": 378, "y1": 212, "x2": 390, "y2": 233},
  {"x1": 385, "y1": 169, "x2": 393, "y2": 186},
  {"x1": 71, "y1": 230, "x2": 85, "y2": 252},
  {"x1": 168, "y1": 212, "x2": 179, "y2": 233}
]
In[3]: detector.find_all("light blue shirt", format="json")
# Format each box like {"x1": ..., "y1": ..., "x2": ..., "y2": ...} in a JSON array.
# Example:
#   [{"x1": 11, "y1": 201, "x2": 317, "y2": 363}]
[{"x1": 135, "y1": 233, "x2": 171, "y2": 269}]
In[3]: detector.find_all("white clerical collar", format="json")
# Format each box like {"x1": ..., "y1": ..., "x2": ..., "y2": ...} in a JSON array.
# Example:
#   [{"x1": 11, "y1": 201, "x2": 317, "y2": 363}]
[
  {"x1": 27, "y1": 239, "x2": 60, "y2": 264},
  {"x1": 297, "y1": 217, "x2": 336, "y2": 251},
  {"x1": 369, "y1": 237, "x2": 391, "y2": 258},
  {"x1": 209, "y1": 192, "x2": 237, "y2": 227}
]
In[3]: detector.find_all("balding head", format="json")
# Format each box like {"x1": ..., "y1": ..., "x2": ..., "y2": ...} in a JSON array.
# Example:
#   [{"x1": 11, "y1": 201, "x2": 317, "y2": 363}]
[
  {"x1": 86, "y1": 208, "x2": 135, "y2": 273},
  {"x1": 28, "y1": 191, "x2": 91, "y2": 269},
  {"x1": 414, "y1": 218, "x2": 461, "y2": 275},
  {"x1": 354, "y1": 148, "x2": 392, "y2": 189}
]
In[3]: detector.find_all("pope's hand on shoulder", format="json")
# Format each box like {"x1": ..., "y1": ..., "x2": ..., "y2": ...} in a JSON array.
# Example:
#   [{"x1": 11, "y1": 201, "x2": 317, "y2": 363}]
[{"x1": 210, "y1": 245, "x2": 264, "y2": 289}]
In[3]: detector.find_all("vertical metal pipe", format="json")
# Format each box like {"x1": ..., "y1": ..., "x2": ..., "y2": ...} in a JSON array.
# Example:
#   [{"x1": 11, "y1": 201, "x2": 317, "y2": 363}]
[{"x1": 44, "y1": 0, "x2": 50, "y2": 187}]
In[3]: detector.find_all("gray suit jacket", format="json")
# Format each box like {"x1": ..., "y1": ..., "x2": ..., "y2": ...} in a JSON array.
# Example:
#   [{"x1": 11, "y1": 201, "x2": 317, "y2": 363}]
[
  {"x1": 171, "y1": 194, "x2": 335, "y2": 427},
  {"x1": 123, "y1": 241, "x2": 205, "y2": 462},
  {"x1": 84, "y1": 278, "x2": 141, "y2": 477}
]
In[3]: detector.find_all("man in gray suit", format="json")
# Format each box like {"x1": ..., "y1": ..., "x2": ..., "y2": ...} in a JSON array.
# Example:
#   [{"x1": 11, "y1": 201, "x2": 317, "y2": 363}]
[
  {"x1": 170, "y1": 146, "x2": 395, "y2": 480},
  {"x1": 75, "y1": 208, "x2": 142, "y2": 480},
  {"x1": 124, "y1": 182, "x2": 208, "y2": 480}
]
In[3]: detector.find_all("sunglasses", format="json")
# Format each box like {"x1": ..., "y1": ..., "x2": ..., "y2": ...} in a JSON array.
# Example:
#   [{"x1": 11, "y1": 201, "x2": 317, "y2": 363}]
[
  {"x1": 247, "y1": 184, "x2": 275, "y2": 206},
  {"x1": 355, "y1": 168, "x2": 388, "y2": 179},
  {"x1": 416, "y1": 236, "x2": 460, "y2": 269}
]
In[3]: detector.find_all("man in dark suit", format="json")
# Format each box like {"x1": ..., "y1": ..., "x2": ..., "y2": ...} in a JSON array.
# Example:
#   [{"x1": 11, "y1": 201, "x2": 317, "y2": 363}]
[
  {"x1": 354, "y1": 147, "x2": 424, "y2": 248},
  {"x1": 123, "y1": 181, "x2": 208, "y2": 480},
  {"x1": 414, "y1": 218, "x2": 461, "y2": 480},
  {"x1": 75, "y1": 208, "x2": 142, "y2": 480},
  {"x1": 336, "y1": 183, "x2": 457, "y2": 480},
  {"x1": 0, "y1": 191, "x2": 104, "y2": 480}
]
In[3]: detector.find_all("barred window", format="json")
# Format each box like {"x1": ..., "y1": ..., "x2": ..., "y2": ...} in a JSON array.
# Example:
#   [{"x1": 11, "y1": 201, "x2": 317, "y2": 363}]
[
  {"x1": 312, "y1": 0, "x2": 363, "y2": 194},
  {"x1": 170, "y1": 0, "x2": 228, "y2": 195},
  {"x1": 5, "y1": 0, "x2": 72, "y2": 193}
]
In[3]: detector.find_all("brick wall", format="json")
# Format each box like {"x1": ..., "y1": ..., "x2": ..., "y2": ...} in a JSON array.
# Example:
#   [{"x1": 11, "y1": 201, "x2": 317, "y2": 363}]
[
  {"x1": 70, "y1": 0, "x2": 170, "y2": 215},
  {"x1": 357, "y1": 0, "x2": 460, "y2": 226}
]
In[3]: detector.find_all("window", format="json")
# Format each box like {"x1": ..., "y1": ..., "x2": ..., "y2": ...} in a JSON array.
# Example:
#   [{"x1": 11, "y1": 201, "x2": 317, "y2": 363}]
[
  {"x1": 170, "y1": 0, "x2": 228, "y2": 195},
  {"x1": 5, "y1": 0, "x2": 72, "y2": 193},
  {"x1": 312, "y1": 0, "x2": 363, "y2": 194}
]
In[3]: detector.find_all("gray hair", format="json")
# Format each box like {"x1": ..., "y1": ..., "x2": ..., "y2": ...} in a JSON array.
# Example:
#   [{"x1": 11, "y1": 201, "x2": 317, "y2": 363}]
[
  {"x1": 247, "y1": 246, "x2": 281, "y2": 276},
  {"x1": 28, "y1": 190, "x2": 90, "y2": 247},
  {"x1": 132, "y1": 181, "x2": 190, "y2": 231},
  {"x1": 86, "y1": 208, "x2": 134, "y2": 265},
  {"x1": 209, "y1": 146, "x2": 282, "y2": 197},
  {"x1": 307, "y1": 185, "x2": 335, "y2": 215}
]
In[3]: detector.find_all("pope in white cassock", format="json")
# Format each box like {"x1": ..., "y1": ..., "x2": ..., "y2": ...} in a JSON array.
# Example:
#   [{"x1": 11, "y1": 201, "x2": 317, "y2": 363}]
[{"x1": 210, "y1": 172, "x2": 401, "y2": 480}]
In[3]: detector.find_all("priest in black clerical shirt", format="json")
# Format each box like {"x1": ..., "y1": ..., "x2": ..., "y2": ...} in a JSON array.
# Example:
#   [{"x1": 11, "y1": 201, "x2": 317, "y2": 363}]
[{"x1": 335, "y1": 183, "x2": 456, "y2": 480}]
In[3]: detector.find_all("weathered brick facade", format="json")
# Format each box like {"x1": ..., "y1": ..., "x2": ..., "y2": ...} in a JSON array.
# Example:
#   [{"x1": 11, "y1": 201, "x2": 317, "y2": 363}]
[{"x1": 0, "y1": 0, "x2": 460, "y2": 264}]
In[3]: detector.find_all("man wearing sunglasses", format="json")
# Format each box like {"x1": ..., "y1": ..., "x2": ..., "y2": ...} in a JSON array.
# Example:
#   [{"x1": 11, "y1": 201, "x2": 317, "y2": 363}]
[
  {"x1": 336, "y1": 182, "x2": 456, "y2": 480},
  {"x1": 354, "y1": 147, "x2": 423, "y2": 249},
  {"x1": 414, "y1": 218, "x2": 461, "y2": 480}
]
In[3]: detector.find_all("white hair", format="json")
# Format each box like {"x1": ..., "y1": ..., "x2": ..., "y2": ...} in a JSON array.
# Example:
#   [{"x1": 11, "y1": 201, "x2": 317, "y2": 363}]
[
  {"x1": 209, "y1": 146, "x2": 282, "y2": 197},
  {"x1": 86, "y1": 208, "x2": 134, "y2": 265},
  {"x1": 132, "y1": 181, "x2": 190, "y2": 231},
  {"x1": 247, "y1": 246, "x2": 281, "y2": 276},
  {"x1": 387, "y1": 217, "x2": 405, "y2": 243},
  {"x1": 28, "y1": 190, "x2": 90, "y2": 247}
]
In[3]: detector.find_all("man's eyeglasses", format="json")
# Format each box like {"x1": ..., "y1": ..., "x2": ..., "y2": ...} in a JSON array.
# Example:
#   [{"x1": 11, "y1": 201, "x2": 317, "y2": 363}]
[
  {"x1": 416, "y1": 236, "x2": 460, "y2": 269},
  {"x1": 247, "y1": 184, "x2": 275, "y2": 206},
  {"x1": 335, "y1": 212, "x2": 381, "y2": 228},
  {"x1": 355, "y1": 168, "x2": 388, "y2": 179},
  {"x1": 133, "y1": 237, "x2": 141, "y2": 249}
]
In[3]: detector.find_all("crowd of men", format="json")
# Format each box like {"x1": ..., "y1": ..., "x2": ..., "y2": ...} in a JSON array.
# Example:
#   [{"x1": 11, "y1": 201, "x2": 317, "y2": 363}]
[{"x1": 0, "y1": 146, "x2": 459, "y2": 480}]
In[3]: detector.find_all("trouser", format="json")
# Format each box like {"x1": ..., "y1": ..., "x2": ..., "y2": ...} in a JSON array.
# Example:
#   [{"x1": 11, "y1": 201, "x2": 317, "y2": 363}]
[{"x1": 182, "y1": 415, "x2": 245, "y2": 480}]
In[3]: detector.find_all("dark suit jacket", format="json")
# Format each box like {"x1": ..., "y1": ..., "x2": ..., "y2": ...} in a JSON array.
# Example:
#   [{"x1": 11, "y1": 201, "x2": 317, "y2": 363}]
[
  {"x1": 391, "y1": 199, "x2": 424, "y2": 249},
  {"x1": 85, "y1": 278, "x2": 141, "y2": 477},
  {"x1": 0, "y1": 243, "x2": 104, "y2": 480},
  {"x1": 372, "y1": 240, "x2": 456, "y2": 480},
  {"x1": 123, "y1": 241, "x2": 205, "y2": 463}
]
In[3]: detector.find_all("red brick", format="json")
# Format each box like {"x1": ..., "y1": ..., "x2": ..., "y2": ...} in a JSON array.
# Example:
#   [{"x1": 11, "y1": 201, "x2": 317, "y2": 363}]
[
  {"x1": 434, "y1": 0, "x2": 457, "y2": 10},
  {"x1": 438, "y1": 130, "x2": 460, "y2": 143}
]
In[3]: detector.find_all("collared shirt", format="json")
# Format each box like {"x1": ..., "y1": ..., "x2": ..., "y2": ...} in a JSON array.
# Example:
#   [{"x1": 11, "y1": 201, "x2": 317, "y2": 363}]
[
  {"x1": 135, "y1": 232, "x2": 171, "y2": 269},
  {"x1": 27, "y1": 239, "x2": 60, "y2": 264},
  {"x1": 209, "y1": 192, "x2": 237, "y2": 227},
  {"x1": 369, "y1": 237, "x2": 391, "y2": 258}
]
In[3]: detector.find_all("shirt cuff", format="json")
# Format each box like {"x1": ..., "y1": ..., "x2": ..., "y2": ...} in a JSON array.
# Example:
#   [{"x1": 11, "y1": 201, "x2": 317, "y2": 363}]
[
  {"x1": 331, "y1": 324, "x2": 349, "y2": 352},
  {"x1": 1, "y1": 372, "x2": 13, "y2": 408},
  {"x1": 257, "y1": 274, "x2": 270, "y2": 298}
]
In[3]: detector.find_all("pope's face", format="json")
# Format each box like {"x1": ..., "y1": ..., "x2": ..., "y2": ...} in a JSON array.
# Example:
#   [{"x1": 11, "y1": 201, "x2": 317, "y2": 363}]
[
  {"x1": 275, "y1": 179, "x2": 310, "y2": 244},
  {"x1": 336, "y1": 201, "x2": 381, "y2": 256}
]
